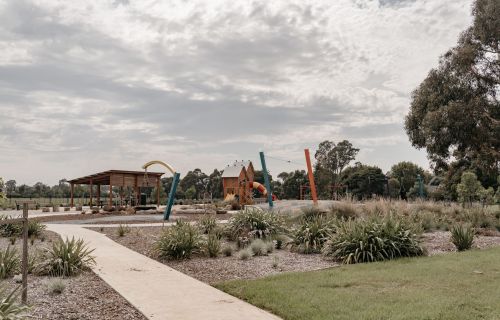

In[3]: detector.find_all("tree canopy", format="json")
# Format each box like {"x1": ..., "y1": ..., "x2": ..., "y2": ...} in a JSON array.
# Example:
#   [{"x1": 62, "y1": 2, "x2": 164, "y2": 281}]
[{"x1": 405, "y1": 0, "x2": 499, "y2": 183}]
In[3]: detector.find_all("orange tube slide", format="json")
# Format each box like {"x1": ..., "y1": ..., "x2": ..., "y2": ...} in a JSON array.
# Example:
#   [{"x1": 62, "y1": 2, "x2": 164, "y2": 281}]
[{"x1": 249, "y1": 181, "x2": 277, "y2": 200}]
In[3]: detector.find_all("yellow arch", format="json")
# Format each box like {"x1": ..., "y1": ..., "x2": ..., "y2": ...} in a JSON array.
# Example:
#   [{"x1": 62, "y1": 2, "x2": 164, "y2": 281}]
[{"x1": 142, "y1": 160, "x2": 176, "y2": 175}]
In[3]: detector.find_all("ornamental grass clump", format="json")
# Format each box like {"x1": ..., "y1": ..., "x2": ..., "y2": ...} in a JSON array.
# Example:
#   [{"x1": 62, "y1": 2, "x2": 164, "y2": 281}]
[
  {"x1": 155, "y1": 220, "x2": 202, "y2": 260},
  {"x1": 198, "y1": 214, "x2": 218, "y2": 234},
  {"x1": 0, "y1": 286, "x2": 29, "y2": 319},
  {"x1": 250, "y1": 239, "x2": 268, "y2": 256},
  {"x1": 117, "y1": 224, "x2": 130, "y2": 237},
  {"x1": 28, "y1": 220, "x2": 46, "y2": 238},
  {"x1": 227, "y1": 208, "x2": 283, "y2": 240},
  {"x1": 204, "y1": 232, "x2": 222, "y2": 258},
  {"x1": 451, "y1": 224, "x2": 474, "y2": 251},
  {"x1": 0, "y1": 246, "x2": 20, "y2": 279},
  {"x1": 41, "y1": 237, "x2": 95, "y2": 276},
  {"x1": 290, "y1": 216, "x2": 335, "y2": 254},
  {"x1": 0, "y1": 215, "x2": 22, "y2": 237},
  {"x1": 323, "y1": 216, "x2": 423, "y2": 264}
]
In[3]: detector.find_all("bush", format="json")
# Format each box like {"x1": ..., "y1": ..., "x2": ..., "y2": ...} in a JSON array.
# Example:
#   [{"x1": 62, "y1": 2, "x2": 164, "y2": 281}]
[
  {"x1": 47, "y1": 278, "x2": 66, "y2": 295},
  {"x1": 329, "y1": 203, "x2": 358, "y2": 220},
  {"x1": 221, "y1": 244, "x2": 234, "y2": 257},
  {"x1": 227, "y1": 209, "x2": 283, "y2": 240},
  {"x1": 198, "y1": 214, "x2": 218, "y2": 234},
  {"x1": 451, "y1": 224, "x2": 474, "y2": 251},
  {"x1": 0, "y1": 215, "x2": 22, "y2": 237},
  {"x1": 0, "y1": 246, "x2": 20, "y2": 279},
  {"x1": 301, "y1": 206, "x2": 324, "y2": 220},
  {"x1": 460, "y1": 208, "x2": 494, "y2": 229},
  {"x1": 0, "y1": 285, "x2": 29, "y2": 319},
  {"x1": 237, "y1": 248, "x2": 252, "y2": 260},
  {"x1": 204, "y1": 232, "x2": 221, "y2": 258},
  {"x1": 291, "y1": 216, "x2": 334, "y2": 254},
  {"x1": 250, "y1": 239, "x2": 267, "y2": 256},
  {"x1": 155, "y1": 220, "x2": 202, "y2": 260},
  {"x1": 40, "y1": 237, "x2": 95, "y2": 276},
  {"x1": 323, "y1": 216, "x2": 424, "y2": 264},
  {"x1": 265, "y1": 241, "x2": 274, "y2": 254},
  {"x1": 273, "y1": 234, "x2": 290, "y2": 250},
  {"x1": 28, "y1": 220, "x2": 46, "y2": 238},
  {"x1": 117, "y1": 224, "x2": 130, "y2": 237}
]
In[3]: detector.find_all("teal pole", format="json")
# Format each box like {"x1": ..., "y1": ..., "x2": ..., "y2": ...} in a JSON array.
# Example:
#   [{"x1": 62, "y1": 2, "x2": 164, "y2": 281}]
[
  {"x1": 417, "y1": 174, "x2": 424, "y2": 199},
  {"x1": 164, "y1": 172, "x2": 180, "y2": 220},
  {"x1": 259, "y1": 151, "x2": 273, "y2": 208}
]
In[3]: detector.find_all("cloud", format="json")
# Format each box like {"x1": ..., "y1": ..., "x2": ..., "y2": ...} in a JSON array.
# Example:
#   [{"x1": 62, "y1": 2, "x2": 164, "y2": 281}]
[{"x1": 0, "y1": 0, "x2": 473, "y2": 184}]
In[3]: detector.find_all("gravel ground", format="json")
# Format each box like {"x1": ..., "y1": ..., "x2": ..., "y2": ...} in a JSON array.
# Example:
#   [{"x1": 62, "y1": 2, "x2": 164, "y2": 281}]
[
  {"x1": 94, "y1": 226, "x2": 500, "y2": 285},
  {"x1": 422, "y1": 231, "x2": 500, "y2": 255},
  {"x1": 0, "y1": 231, "x2": 146, "y2": 320}
]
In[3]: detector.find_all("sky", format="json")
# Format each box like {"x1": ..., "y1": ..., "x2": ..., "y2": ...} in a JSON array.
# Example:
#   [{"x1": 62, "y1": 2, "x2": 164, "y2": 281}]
[{"x1": 0, "y1": 0, "x2": 474, "y2": 185}]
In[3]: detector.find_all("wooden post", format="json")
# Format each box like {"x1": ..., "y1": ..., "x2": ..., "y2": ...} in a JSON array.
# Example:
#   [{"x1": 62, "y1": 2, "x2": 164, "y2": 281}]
[
  {"x1": 22, "y1": 203, "x2": 28, "y2": 304},
  {"x1": 89, "y1": 180, "x2": 93, "y2": 207},
  {"x1": 97, "y1": 185, "x2": 101, "y2": 208},
  {"x1": 156, "y1": 177, "x2": 160, "y2": 207},
  {"x1": 70, "y1": 183, "x2": 74, "y2": 207},
  {"x1": 304, "y1": 149, "x2": 318, "y2": 206},
  {"x1": 109, "y1": 184, "x2": 113, "y2": 206}
]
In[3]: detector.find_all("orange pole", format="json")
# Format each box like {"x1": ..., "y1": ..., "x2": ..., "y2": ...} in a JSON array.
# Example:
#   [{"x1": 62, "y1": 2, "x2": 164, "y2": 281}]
[{"x1": 304, "y1": 149, "x2": 318, "y2": 206}]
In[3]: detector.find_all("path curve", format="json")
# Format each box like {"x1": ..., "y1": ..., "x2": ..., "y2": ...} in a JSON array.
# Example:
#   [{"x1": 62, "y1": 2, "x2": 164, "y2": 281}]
[{"x1": 46, "y1": 224, "x2": 281, "y2": 320}]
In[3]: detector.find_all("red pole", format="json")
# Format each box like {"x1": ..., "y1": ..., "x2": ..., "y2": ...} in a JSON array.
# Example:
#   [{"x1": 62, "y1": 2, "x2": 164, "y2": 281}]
[{"x1": 304, "y1": 149, "x2": 318, "y2": 206}]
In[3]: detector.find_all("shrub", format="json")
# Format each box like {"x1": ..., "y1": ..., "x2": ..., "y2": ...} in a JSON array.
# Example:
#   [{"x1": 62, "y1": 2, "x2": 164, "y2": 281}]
[
  {"x1": 0, "y1": 285, "x2": 29, "y2": 319},
  {"x1": 250, "y1": 239, "x2": 267, "y2": 256},
  {"x1": 265, "y1": 241, "x2": 274, "y2": 254},
  {"x1": 221, "y1": 244, "x2": 234, "y2": 257},
  {"x1": 47, "y1": 278, "x2": 66, "y2": 295},
  {"x1": 28, "y1": 220, "x2": 46, "y2": 238},
  {"x1": 329, "y1": 202, "x2": 358, "y2": 220},
  {"x1": 227, "y1": 209, "x2": 283, "y2": 240},
  {"x1": 323, "y1": 216, "x2": 424, "y2": 264},
  {"x1": 451, "y1": 224, "x2": 474, "y2": 251},
  {"x1": 301, "y1": 206, "x2": 324, "y2": 220},
  {"x1": 460, "y1": 208, "x2": 494, "y2": 229},
  {"x1": 117, "y1": 224, "x2": 130, "y2": 237},
  {"x1": 0, "y1": 215, "x2": 22, "y2": 237},
  {"x1": 0, "y1": 246, "x2": 20, "y2": 279},
  {"x1": 40, "y1": 237, "x2": 95, "y2": 276},
  {"x1": 291, "y1": 216, "x2": 335, "y2": 254},
  {"x1": 273, "y1": 234, "x2": 290, "y2": 250},
  {"x1": 155, "y1": 220, "x2": 202, "y2": 260},
  {"x1": 198, "y1": 214, "x2": 218, "y2": 234},
  {"x1": 237, "y1": 248, "x2": 252, "y2": 260},
  {"x1": 204, "y1": 232, "x2": 221, "y2": 258}
]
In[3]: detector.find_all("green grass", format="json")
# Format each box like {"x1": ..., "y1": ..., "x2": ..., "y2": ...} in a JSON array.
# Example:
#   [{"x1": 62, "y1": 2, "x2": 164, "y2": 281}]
[{"x1": 217, "y1": 247, "x2": 500, "y2": 320}]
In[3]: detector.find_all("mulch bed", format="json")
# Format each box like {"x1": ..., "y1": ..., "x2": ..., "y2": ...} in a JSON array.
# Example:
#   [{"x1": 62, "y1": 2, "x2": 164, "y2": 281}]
[
  {"x1": 0, "y1": 231, "x2": 146, "y2": 320},
  {"x1": 93, "y1": 226, "x2": 500, "y2": 285}
]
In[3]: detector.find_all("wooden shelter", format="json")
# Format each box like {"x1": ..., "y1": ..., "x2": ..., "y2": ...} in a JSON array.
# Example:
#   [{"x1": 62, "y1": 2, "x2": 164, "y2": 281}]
[
  {"x1": 221, "y1": 161, "x2": 255, "y2": 205},
  {"x1": 68, "y1": 170, "x2": 164, "y2": 207}
]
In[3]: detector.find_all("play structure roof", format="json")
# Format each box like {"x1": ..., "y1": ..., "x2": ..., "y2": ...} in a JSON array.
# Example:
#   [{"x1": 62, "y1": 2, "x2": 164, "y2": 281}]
[
  {"x1": 221, "y1": 161, "x2": 251, "y2": 178},
  {"x1": 68, "y1": 170, "x2": 164, "y2": 185}
]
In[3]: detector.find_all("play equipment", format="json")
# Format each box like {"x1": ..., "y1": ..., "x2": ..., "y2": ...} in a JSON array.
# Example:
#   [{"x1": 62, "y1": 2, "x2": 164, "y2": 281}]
[
  {"x1": 142, "y1": 160, "x2": 180, "y2": 220},
  {"x1": 249, "y1": 181, "x2": 277, "y2": 201},
  {"x1": 259, "y1": 151, "x2": 274, "y2": 208}
]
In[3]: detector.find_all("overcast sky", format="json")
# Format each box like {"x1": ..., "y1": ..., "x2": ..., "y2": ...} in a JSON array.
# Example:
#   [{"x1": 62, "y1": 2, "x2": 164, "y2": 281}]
[{"x1": 0, "y1": 0, "x2": 473, "y2": 185}]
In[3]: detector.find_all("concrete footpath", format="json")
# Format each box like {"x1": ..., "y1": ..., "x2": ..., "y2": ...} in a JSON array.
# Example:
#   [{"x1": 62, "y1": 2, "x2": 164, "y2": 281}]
[{"x1": 46, "y1": 224, "x2": 281, "y2": 320}]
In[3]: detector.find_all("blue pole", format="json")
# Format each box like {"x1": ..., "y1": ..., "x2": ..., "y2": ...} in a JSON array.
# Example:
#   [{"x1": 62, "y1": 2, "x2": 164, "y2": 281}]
[
  {"x1": 259, "y1": 151, "x2": 273, "y2": 208},
  {"x1": 164, "y1": 172, "x2": 180, "y2": 220}
]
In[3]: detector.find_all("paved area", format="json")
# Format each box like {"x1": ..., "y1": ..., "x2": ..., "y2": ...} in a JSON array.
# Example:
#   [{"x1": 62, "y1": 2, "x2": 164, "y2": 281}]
[
  {"x1": 46, "y1": 224, "x2": 281, "y2": 320},
  {"x1": 255, "y1": 200, "x2": 336, "y2": 213}
]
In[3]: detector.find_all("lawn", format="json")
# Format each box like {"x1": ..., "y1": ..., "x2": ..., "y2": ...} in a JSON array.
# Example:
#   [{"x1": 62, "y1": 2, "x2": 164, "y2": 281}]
[{"x1": 217, "y1": 247, "x2": 500, "y2": 320}]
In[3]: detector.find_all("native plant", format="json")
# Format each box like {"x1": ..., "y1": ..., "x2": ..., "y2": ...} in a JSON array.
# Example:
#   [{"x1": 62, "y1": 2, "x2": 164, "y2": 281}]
[
  {"x1": 204, "y1": 232, "x2": 221, "y2": 258},
  {"x1": 198, "y1": 214, "x2": 218, "y2": 234},
  {"x1": 28, "y1": 220, "x2": 46, "y2": 238},
  {"x1": 227, "y1": 209, "x2": 283, "y2": 240},
  {"x1": 40, "y1": 237, "x2": 95, "y2": 276},
  {"x1": 0, "y1": 246, "x2": 20, "y2": 279},
  {"x1": 0, "y1": 285, "x2": 29, "y2": 319},
  {"x1": 250, "y1": 239, "x2": 268, "y2": 256},
  {"x1": 323, "y1": 216, "x2": 423, "y2": 264},
  {"x1": 0, "y1": 215, "x2": 22, "y2": 237},
  {"x1": 155, "y1": 220, "x2": 202, "y2": 260},
  {"x1": 117, "y1": 224, "x2": 130, "y2": 237},
  {"x1": 451, "y1": 224, "x2": 474, "y2": 251},
  {"x1": 290, "y1": 216, "x2": 335, "y2": 254}
]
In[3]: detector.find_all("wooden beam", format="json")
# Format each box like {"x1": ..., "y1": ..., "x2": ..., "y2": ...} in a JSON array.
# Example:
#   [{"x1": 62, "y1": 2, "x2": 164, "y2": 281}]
[
  {"x1": 156, "y1": 177, "x2": 160, "y2": 207},
  {"x1": 109, "y1": 184, "x2": 113, "y2": 206},
  {"x1": 89, "y1": 180, "x2": 93, "y2": 207},
  {"x1": 70, "y1": 183, "x2": 74, "y2": 207},
  {"x1": 97, "y1": 184, "x2": 101, "y2": 208}
]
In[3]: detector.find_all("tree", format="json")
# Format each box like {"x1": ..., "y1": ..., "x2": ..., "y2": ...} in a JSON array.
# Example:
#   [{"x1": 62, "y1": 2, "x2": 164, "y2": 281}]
[
  {"x1": 456, "y1": 171, "x2": 484, "y2": 206},
  {"x1": 5, "y1": 180, "x2": 16, "y2": 198},
  {"x1": 478, "y1": 187, "x2": 495, "y2": 206},
  {"x1": 340, "y1": 164, "x2": 386, "y2": 200},
  {"x1": 180, "y1": 169, "x2": 208, "y2": 199},
  {"x1": 0, "y1": 177, "x2": 5, "y2": 206},
  {"x1": 405, "y1": 0, "x2": 499, "y2": 185},
  {"x1": 389, "y1": 162, "x2": 426, "y2": 193},
  {"x1": 387, "y1": 178, "x2": 401, "y2": 199},
  {"x1": 185, "y1": 186, "x2": 197, "y2": 200},
  {"x1": 281, "y1": 170, "x2": 308, "y2": 200},
  {"x1": 207, "y1": 169, "x2": 223, "y2": 199},
  {"x1": 314, "y1": 140, "x2": 359, "y2": 197}
]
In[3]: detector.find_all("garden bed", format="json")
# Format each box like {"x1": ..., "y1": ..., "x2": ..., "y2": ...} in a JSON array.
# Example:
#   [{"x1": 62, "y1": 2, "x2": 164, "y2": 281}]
[
  {"x1": 92, "y1": 226, "x2": 500, "y2": 285},
  {"x1": 0, "y1": 231, "x2": 146, "y2": 320}
]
